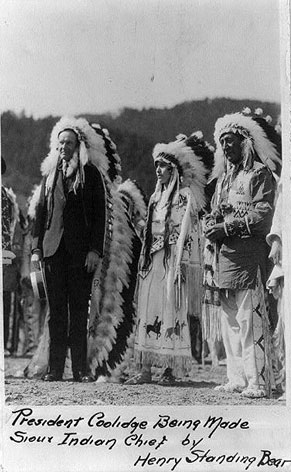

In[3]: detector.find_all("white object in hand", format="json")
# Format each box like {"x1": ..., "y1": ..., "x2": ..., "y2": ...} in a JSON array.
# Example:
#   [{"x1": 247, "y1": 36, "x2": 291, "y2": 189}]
[{"x1": 2, "y1": 249, "x2": 16, "y2": 265}]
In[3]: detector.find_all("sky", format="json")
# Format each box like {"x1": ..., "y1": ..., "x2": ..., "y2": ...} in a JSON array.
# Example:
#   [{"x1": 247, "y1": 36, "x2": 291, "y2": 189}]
[{"x1": 1, "y1": 0, "x2": 282, "y2": 118}]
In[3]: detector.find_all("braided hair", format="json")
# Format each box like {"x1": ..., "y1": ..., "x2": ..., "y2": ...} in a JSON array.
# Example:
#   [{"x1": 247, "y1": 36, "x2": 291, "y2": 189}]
[
  {"x1": 142, "y1": 171, "x2": 179, "y2": 272},
  {"x1": 162, "y1": 178, "x2": 178, "y2": 270},
  {"x1": 141, "y1": 199, "x2": 155, "y2": 271}
]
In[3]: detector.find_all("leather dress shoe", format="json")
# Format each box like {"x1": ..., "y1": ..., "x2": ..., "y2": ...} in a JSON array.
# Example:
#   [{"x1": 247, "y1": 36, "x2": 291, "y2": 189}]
[
  {"x1": 73, "y1": 372, "x2": 94, "y2": 383},
  {"x1": 81, "y1": 375, "x2": 94, "y2": 383},
  {"x1": 43, "y1": 372, "x2": 62, "y2": 382}
]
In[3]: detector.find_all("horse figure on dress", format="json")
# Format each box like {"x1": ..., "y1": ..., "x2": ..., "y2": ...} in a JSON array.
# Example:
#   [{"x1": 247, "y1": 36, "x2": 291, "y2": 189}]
[
  {"x1": 165, "y1": 319, "x2": 187, "y2": 340},
  {"x1": 146, "y1": 316, "x2": 161, "y2": 338}
]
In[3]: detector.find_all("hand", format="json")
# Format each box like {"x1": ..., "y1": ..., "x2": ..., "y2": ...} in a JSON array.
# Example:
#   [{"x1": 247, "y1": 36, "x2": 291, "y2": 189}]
[
  {"x1": 204, "y1": 213, "x2": 214, "y2": 224},
  {"x1": 203, "y1": 215, "x2": 215, "y2": 232},
  {"x1": 205, "y1": 223, "x2": 226, "y2": 242},
  {"x1": 31, "y1": 253, "x2": 41, "y2": 271},
  {"x1": 269, "y1": 238, "x2": 282, "y2": 265},
  {"x1": 85, "y1": 251, "x2": 100, "y2": 273}
]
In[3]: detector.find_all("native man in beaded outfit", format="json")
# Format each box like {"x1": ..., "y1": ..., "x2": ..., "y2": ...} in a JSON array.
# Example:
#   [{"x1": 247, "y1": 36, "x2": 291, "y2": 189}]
[{"x1": 204, "y1": 109, "x2": 281, "y2": 398}]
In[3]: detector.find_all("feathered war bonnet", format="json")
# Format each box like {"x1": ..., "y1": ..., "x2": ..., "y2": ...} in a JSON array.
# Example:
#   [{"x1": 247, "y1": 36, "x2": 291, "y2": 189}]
[
  {"x1": 212, "y1": 108, "x2": 282, "y2": 180},
  {"x1": 27, "y1": 184, "x2": 42, "y2": 221},
  {"x1": 152, "y1": 132, "x2": 209, "y2": 212},
  {"x1": 40, "y1": 116, "x2": 121, "y2": 191},
  {"x1": 90, "y1": 123, "x2": 122, "y2": 187},
  {"x1": 118, "y1": 179, "x2": 147, "y2": 223}
]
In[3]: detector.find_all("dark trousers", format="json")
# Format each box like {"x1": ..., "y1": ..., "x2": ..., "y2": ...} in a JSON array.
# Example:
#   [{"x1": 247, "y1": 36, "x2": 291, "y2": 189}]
[{"x1": 44, "y1": 242, "x2": 93, "y2": 377}]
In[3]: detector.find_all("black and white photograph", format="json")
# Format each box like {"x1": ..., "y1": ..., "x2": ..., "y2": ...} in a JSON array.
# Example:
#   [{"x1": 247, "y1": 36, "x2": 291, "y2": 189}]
[{"x1": 1, "y1": 0, "x2": 290, "y2": 471}]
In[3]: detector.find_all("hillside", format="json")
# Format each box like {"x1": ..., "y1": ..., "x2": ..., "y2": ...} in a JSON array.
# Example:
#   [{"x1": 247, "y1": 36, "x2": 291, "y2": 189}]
[{"x1": 1, "y1": 98, "x2": 280, "y2": 210}]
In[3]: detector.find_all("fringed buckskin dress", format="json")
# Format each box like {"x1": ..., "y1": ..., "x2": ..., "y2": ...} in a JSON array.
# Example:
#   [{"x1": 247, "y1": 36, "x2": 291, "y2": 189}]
[{"x1": 133, "y1": 186, "x2": 202, "y2": 377}]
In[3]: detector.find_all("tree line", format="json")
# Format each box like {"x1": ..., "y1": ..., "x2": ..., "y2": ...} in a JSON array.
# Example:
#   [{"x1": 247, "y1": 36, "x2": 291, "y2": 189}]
[{"x1": 1, "y1": 97, "x2": 280, "y2": 211}]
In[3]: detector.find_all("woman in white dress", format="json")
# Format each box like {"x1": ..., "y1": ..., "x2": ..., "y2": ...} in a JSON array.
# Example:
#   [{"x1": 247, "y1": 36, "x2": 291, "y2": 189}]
[{"x1": 127, "y1": 134, "x2": 208, "y2": 384}]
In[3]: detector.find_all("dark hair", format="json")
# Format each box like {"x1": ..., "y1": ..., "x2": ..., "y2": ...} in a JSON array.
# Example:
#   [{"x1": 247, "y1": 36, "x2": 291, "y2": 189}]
[
  {"x1": 162, "y1": 180, "x2": 178, "y2": 270},
  {"x1": 142, "y1": 179, "x2": 178, "y2": 273},
  {"x1": 141, "y1": 200, "x2": 155, "y2": 271}
]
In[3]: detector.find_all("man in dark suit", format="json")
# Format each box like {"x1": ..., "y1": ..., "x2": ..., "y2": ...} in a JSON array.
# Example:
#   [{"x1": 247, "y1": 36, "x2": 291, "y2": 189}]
[{"x1": 31, "y1": 118, "x2": 106, "y2": 382}]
